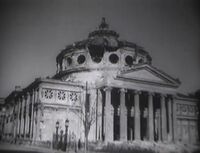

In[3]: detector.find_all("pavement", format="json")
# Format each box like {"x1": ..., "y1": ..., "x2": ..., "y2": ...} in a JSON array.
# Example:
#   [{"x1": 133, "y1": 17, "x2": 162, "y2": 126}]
[{"x1": 0, "y1": 142, "x2": 82, "y2": 153}]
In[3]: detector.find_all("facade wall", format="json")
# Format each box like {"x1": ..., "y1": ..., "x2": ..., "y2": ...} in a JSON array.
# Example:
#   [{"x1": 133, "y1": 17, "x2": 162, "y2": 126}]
[
  {"x1": 175, "y1": 98, "x2": 199, "y2": 144},
  {"x1": 1, "y1": 80, "x2": 199, "y2": 145}
]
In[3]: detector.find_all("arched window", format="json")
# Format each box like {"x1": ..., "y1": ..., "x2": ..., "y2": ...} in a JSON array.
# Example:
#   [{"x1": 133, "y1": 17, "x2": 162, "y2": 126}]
[
  {"x1": 138, "y1": 58, "x2": 143, "y2": 64},
  {"x1": 66, "y1": 57, "x2": 72, "y2": 65},
  {"x1": 125, "y1": 55, "x2": 133, "y2": 66},
  {"x1": 109, "y1": 54, "x2": 119, "y2": 64},
  {"x1": 77, "y1": 55, "x2": 86, "y2": 64}
]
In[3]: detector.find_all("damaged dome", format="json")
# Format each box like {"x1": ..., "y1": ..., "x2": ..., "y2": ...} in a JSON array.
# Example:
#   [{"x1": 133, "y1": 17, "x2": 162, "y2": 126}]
[{"x1": 55, "y1": 18, "x2": 152, "y2": 76}]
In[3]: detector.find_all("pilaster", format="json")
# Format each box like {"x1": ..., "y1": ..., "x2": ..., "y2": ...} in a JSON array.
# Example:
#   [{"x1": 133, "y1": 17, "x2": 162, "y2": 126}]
[{"x1": 36, "y1": 104, "x2": 42, "y2": 141}]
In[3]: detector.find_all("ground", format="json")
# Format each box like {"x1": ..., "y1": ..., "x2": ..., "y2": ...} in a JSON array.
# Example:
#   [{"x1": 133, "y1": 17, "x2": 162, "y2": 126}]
[{"x1": 0, "y1": 141, "x2": 199, "y2": 153}]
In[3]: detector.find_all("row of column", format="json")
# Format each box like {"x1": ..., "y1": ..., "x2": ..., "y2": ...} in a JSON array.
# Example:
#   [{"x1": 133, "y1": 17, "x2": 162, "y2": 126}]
[
  {"x1": 103, "y1": 87, "x2": 174, "y2": 142},
  {"x1": 13, "y1": 88, "x2": 41, "y2": 141}
]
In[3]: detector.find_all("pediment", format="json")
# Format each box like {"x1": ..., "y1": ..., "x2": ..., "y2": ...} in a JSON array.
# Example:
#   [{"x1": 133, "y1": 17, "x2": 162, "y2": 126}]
[{"x1": 116, "y1": 65, "x2": 180, "y2": 88}]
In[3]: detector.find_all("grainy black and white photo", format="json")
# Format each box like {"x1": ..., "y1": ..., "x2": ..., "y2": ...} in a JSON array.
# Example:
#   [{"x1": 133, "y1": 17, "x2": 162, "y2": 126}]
[{"x1": 0, "y1": 0, "x2": 200, "y2": 153}]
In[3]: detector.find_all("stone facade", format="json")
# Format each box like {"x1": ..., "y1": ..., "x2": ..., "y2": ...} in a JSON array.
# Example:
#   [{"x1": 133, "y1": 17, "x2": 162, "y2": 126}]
[{"x1": 1, "y1": 18, "x2": 199, "y2": 145}]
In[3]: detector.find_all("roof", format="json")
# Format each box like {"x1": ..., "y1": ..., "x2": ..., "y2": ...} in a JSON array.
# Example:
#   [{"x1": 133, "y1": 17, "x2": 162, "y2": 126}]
[{"x1": 56, "y1": 18, "x2": 151, "y2": 63}]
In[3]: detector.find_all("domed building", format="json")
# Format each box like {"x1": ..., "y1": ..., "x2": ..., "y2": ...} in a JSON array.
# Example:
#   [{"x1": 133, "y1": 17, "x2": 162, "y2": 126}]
[{"x1": 2, "y1": 18, "x2": 199, "y2": 147}]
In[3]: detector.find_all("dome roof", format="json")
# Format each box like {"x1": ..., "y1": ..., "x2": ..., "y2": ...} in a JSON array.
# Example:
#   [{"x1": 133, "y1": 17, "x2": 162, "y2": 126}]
[{"x1": 55, "y1": 18, "x2": 152, "y2": 76}]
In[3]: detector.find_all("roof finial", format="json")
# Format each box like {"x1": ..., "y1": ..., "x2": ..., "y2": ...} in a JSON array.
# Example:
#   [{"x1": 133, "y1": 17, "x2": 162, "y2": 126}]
[{"x1": 99, "y1": 17, "x2": 109, "y2": 30}]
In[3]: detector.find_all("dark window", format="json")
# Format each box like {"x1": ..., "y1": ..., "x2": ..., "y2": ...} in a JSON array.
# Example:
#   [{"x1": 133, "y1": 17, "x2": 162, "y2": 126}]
[
  {"x1": 88, "y1": 45, "x2": 104, "y2": 63},
  {"x1": 109, "y1": 54, "x2": 119, "y2": 64},
  {"x1": 138, "y1": 58, "x2": 143, "y2": 64},
  {"x1": 66, "y1": 57, "x2": 72, "y2": 65},
  {"x1": 125, "y1": 55, "x2": 133, "y2": 66},
  {"x1": 77, "y1": 55, "x2": 86, "y2": 64}
]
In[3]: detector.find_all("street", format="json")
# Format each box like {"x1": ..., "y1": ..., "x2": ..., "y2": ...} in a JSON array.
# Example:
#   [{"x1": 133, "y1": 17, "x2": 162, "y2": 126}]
[
  {"x1": 0, "y1": 143, "x2": 55, "y2": 153},
  {"x1": 0, "y1": 150, "x2": 41, "y2": 153}
]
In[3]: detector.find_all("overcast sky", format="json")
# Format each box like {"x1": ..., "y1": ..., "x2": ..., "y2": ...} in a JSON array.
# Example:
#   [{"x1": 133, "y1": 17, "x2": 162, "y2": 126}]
[{"x1": 0, "y1": 0, "x2": 200, "y2": 98}]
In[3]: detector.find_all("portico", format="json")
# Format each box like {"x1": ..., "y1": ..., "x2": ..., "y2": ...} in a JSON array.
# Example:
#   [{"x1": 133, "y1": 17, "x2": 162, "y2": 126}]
[{"x1": 101, "y1": 86, "x2": 174, "y2": 142}]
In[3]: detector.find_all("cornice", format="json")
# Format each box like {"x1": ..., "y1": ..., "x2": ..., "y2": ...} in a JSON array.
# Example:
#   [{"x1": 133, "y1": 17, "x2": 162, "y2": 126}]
[
  {"x1": 119, "y1": 64, "x2": 181, "y2": 87},
  {"x1": 116, "y1": 76, "x2": 178, "y2": 88}
]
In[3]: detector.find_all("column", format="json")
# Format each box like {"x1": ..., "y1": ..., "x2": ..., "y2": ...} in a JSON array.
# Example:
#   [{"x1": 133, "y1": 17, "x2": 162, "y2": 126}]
[
  {"x1": 96, "y1": 89, "x2": 102, "y2": 141},
  {"x1": 16, "y1": 99, "x2": 20, "y2": 138},
  {"x1": 120, "y1": 88, "x2": 127, "y2": 141},
  {"x1": 172, "y1": 96, "x2": 177, "y2": 142},
  {"x1": 62, "y1": 58, "x2": 65, "y2": 70},
  {"x1": 148, "y1": 92, "x2": 154, "y2": 141},
  {"x1": 156, "y1": 109, "x2": 161, "y2": 141},
  {"x1": 104, "y1": 87, "x2": 113, "y2": 142},
  {"x1": 166, "y1": 97, "x2": 172, "y2": 142},
  {"x1": 13, "y1": 104, "x2": 16, "y2": 139},
  {"x1": 19, "y1": 98, "x2": 22, "y2": 138},
  {"x1": 56, "y1": 63, "x2": 60, "y2": 73},
  {"x1": 23, "y1": 95, "x2": 27, "y2": 138},
  {"x1": 160, "y1": 94, "x2": 167, "y2": 141},
  {"x1": 134, "y1": 90, "x2": 141, "y2": 140},
  {"x1": 26, "y1": 93, "x2": 30, "y2": 138},
  {"x1": 33, "y1": 89, "x2": 38, "y2": 141},
  {"x1": 21, "y1": 96, "x2": 25, "y2": 138},
  {"x1": 30, "y1": 90, "x2": 34, "y2": 139}
]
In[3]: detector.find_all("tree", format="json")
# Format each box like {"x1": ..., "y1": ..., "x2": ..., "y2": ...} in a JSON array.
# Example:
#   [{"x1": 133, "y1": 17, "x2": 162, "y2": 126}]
[{"x1": 72, "y1": 82, "x2": 96, "y2": 153}]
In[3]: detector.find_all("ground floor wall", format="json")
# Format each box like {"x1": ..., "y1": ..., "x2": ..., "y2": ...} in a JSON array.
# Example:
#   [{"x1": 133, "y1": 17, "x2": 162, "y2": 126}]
[
  {"x1": 1, "y1": 87, "x2": 199, "y2": 146},
  {"x1": 41, "y1": 106, "x2": 83, "y2": 142},
  {"x1": 175, "y1": 99, "x2": 199, "y2": 144}
]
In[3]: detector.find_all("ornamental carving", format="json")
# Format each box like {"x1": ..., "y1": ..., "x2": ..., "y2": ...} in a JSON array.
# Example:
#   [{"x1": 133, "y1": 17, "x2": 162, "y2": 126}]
[
  {"x1": 176, "y1": 103, "x2": 197, "y2": 117},
  {"x1": 44, "y1": 89, "x2": 53, "y2": 99},
  {"x1": 42, "y1": 88, "x2": 80, "y2": 105},
  {"x1": 58, "y1": 90, "x2": 66, "y2": 100},
  {"x1": 69, "y1": 92, "x2": 78, "y2": 102}
]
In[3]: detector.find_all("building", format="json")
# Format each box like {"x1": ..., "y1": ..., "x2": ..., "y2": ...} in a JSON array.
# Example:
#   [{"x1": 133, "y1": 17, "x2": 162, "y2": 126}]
[{"x1": 1, "y1": 18, "x2": 199, "y2": 146}]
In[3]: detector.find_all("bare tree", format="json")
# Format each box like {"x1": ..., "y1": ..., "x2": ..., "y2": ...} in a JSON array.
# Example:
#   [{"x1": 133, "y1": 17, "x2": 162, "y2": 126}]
[{"x1": 72, "y1": 82, "x2": 96, "y2": 153}]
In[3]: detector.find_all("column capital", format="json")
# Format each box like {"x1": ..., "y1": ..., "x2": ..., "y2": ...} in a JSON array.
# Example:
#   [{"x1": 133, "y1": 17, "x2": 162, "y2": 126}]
[
  {"x1": 147, "y1": 91, "x2": 155, "y2": 96},
  {"x1": 21, "y1": 95, "x2": 25, "y2": 100},
  {"x1": 133, "y1": 90, "x2": 141, "y2": 95},
  {"x1": 104, "y1": 86, "x2": 112, "y2": 92},
  {"x1": 159, "y1": 93, "x2": 167, "y2": 98},
  {"x1": 170, "y1": 94, "x2": 176, "y2": 99},
  {"x1": 120, "y1": 88, "x2": 127, "y2": 93}
]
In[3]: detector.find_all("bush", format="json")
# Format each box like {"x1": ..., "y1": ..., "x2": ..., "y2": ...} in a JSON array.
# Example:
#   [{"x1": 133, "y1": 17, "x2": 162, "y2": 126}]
[{"x1": 95, "y1": 141, "x2": 155, "y2": 153}]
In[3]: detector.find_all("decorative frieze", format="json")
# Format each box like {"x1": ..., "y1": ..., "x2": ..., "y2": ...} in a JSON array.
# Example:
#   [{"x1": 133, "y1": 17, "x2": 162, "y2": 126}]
[
  {"x1": 69, "y1": 92, "x2": 78, "y2": 102},
  {"x1": 41, "y1": 88, "x2": 80, "y2": 105},
  {"x1": 58, "y1": 90, "x2": 66, "y2": 100},
  {"x1": 44, "y1": 89, "x2": 53, "y2": 99},
  {"x1": 176, "y1": 103, "x2": 197, "y2": 117}
]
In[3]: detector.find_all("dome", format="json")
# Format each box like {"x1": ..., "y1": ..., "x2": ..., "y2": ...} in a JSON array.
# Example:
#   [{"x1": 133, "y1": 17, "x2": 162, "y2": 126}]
[{"x1": 55, "y1": 18, "x2": 152, "y2": 77}]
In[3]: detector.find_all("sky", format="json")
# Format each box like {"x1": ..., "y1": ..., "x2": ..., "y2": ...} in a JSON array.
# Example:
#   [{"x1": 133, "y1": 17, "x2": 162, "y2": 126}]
[{"x1": 0, "y1": 0, "x2": 200, "y2": 98}]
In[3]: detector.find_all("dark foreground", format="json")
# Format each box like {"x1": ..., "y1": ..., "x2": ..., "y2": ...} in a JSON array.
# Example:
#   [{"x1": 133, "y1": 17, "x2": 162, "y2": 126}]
[
  {"x1": 1, "y1": 141, "x2": 200, "y2": 153},
  {"x1": 0, "y1": 150, "x2": 41, "y2": 153}
]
